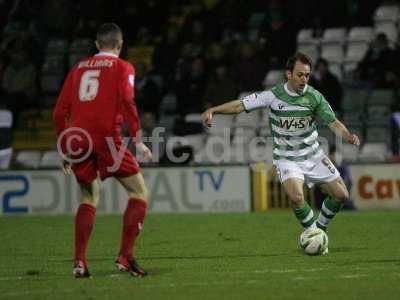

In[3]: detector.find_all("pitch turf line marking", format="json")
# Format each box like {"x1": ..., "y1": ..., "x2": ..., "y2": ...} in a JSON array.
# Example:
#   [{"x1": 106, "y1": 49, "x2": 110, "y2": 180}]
[
  {"x1": 0, "y1": 273, "x2": 391, "y2": 298},
  {"x1": 0, "y1": 276, "x2": 23, "y2": 281}
]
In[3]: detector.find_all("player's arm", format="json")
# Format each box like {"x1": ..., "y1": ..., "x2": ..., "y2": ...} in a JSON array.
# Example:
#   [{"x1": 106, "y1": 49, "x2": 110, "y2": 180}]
[
  {"x1": 315, "y1": 94, "x2": 360, "y2": 146},
  {"x1": 202, "y1": 100, "x2": 243, "y2": 128},
  {"x1": 53, "y1": 69, "x2": 73, "y2": 136},
  {"x1": 202, "y1": 92, "x2": 273, "y2": 128},
  {"x1": 53, "y1": 69, "x2": 74, "y2": 174},
  {"x1": 328, "y1": 119, "x2": 360, "y2": 146},
  {"x1": 119, "y1": 64, "x2": 152, "y2": 160}
]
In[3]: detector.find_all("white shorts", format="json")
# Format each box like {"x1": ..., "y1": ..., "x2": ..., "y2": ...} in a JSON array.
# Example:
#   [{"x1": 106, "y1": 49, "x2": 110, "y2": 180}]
[{"x1": 274, "y1": 153, "x2": 340, "y2": 188}]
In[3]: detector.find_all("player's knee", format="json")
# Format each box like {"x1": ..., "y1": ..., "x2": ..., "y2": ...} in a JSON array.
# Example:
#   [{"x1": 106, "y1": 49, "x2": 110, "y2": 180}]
[
  {"x1": 289, "y1": 192, "x2": 304, "y2": 205},
  {"x1": 79, "y1": 180, "x2": 100, "y2": 206},
  {"x1": 334, "y1": 189, "x2": 349, "y2": 203},
  {"x1": 81, "y1": 195, "x2": 99, "y2": 207},
  {"x1": 127, "y1": 185, "x2": 148, "y2": 202}
]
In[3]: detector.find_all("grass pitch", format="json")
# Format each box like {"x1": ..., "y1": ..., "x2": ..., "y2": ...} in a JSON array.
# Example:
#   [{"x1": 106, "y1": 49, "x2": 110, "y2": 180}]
[{"x1": 0, "y1": 211, "x2": 399, "y2": 300}]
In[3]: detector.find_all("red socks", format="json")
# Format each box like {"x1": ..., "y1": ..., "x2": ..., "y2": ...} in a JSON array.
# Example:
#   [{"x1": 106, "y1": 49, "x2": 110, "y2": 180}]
[
  {"x1": 74, "y1": 199, "x2": 147, "y2": 263},
  {"x1": 119, "y1": 198, "x2": 147, "y2": 258},
  {"x1": 74, "y1": 203, "x2": 96, "y2": 263}
]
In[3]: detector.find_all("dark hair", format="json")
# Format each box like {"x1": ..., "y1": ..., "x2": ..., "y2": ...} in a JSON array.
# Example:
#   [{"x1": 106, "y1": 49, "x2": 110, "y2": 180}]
[
  {"x1": 285, "y1": 52, "x2": 313, "y2": 72},
  {"x1": 96, "y1": 23, "x2": 122, "y2": 49}
]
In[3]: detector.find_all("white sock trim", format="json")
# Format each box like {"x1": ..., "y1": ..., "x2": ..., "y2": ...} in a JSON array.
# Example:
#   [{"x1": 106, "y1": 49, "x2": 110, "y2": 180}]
[{"x1": 322, "y1": 202, "x2": 335, "y2": 216}]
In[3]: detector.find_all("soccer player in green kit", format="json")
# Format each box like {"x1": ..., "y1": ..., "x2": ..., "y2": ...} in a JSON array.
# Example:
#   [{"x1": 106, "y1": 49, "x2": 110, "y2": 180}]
[{"x1": 202, "y1": 52, "x2": 360, "y2": 254}]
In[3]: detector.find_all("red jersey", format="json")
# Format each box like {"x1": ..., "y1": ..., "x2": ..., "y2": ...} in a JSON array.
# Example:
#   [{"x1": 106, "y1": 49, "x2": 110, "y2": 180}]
[{"x1": 53, "y1": 52, "x2": 140, "y2": 139}]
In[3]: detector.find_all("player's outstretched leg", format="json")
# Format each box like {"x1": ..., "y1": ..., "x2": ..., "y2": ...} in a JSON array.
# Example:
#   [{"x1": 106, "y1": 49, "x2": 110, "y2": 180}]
[
  {"x1": 316, "y1": 195, "x2": 343, "y2": 231},
  {"x1": 115, "y1": 173, "x2": 148, "y2": 277},
  {"x1": 73, "y1": 203, "x2": 96, "y2": 278},
  {"x1": 73, "y1": 180, "x2": 99, "y2": 278},
  {"x1": 316, "y1": 178, "x2": 349, "y2": 231},
  {"x1": 116, "y1": 198, "x2": 147, "y2": 277},
  {"x1": 293, "y1": 201, "x2": 316, "y2": 229},
  {"x1": 283, "y1": 178, "x2": 316, "y2": 230}
]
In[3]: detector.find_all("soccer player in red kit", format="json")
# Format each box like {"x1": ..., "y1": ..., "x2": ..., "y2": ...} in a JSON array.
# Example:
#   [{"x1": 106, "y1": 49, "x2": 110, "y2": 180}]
[{"x1": 53, "y1": 23, "x2": 152, "y2": 278}]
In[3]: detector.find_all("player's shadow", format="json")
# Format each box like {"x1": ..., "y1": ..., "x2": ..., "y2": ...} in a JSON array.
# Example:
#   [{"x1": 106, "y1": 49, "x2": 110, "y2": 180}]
[{"x1": 94, "y1": 267, "x2": 170, "y2": 277}]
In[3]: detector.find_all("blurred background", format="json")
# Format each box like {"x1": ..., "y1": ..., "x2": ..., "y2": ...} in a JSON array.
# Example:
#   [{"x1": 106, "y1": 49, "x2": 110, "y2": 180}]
[{"x1": 0, "y1": 0, "x2": 400, "y2": 212}]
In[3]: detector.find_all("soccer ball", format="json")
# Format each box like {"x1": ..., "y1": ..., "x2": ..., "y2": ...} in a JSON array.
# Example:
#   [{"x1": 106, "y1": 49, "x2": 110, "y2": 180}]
[{"x1": 299, "y1": 228, "x2": 328, "y2": 256}]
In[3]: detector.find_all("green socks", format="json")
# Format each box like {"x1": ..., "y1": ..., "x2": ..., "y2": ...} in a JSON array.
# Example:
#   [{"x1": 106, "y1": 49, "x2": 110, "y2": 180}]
[
  {"x1": 316, "y1": 196, "x2": 343, "y2": 231},
  {"x1": 293, "y1": 201, "x2": 315, "y2": 228}
]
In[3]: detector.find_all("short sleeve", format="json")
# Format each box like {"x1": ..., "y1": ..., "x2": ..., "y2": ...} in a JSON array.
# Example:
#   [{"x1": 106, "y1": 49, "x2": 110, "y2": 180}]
[
  {"x1": 315, "y1": 95, "x2": 336, "y2": 125},
  {"x1": 119, "y1": 63, "x2": 135, "y2": 101},
  {"x1": 119, "y1": 62, "x2": 140, "y2": 137},
  {"x1": 241, "y1": 91, "x2": 274, "y2": 112}
]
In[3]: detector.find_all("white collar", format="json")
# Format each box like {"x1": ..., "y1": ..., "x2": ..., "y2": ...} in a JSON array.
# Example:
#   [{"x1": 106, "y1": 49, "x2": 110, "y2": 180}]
[
  {"x1": 95, "y1": 51, "x2": 118, "y2": 58},
  {"x1": 284, "y1": 82, "x2": 307, "y2": 96}
]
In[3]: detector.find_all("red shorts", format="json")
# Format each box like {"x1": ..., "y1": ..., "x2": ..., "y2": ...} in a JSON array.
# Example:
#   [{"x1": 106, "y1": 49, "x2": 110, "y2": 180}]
[{"x1": 71, "y1": 136, "x2": 140, "y2": 184}]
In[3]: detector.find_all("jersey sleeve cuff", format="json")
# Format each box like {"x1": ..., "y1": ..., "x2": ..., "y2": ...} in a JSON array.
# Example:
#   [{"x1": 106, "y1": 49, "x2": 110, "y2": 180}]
[{"x1": 240, "y1": 100, "x2": 249, "y2": 113}]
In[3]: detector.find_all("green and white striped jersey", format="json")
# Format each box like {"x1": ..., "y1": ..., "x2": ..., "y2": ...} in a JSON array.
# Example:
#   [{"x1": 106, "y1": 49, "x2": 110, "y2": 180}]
[{"x1": 241, "y1": 83, "x2": 336, "y2": 162}]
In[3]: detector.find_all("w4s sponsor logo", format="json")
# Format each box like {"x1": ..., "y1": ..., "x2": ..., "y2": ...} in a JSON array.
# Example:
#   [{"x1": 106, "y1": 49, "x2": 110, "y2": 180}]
[{"x1": 279, "y1": 117, "x2": 313, "y2": 130}]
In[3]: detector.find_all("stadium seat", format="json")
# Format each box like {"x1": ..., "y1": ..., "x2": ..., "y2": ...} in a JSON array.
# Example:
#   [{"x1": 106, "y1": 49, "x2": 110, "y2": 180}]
[
  {"x1": 365, "y1": 126, "x2": 390, "y2": 143},
  {"x1": 320, "y1": 44, "x2": 344, "y2": 64},
  {"x1": 15, "y1": 150, "x2": 42, "y2": 169},
  {"x1": 41, "y1": 54, "x2": 66, "y2": 93},
  {"x1": 68, "y1": 38, "x2": 94, "y2": 67},
  {"x1": 297, "y1": 44, "x2": 319, "y2": 62},
  {"x1": 329, "y1": 62, "x2": 343, "y2": 81},
  {"x1": 373, "y1": 5, "x2": 400, "y2": 24},
  {"x1": 297, "y1": 28, "x2": 318, "y2": 46},
  {"x1": 262, "y1": 70, "x2": 285, "y2": 89},
  {"x1": 45, "y1": 38, "x2": 69, "y2": 55},
  {"x1": 320, "y1": 28, "x2": 347, "y2": 45},
  {"x1": 40, "y1": 150, "x2": 61, "y2": 168},
  {"x1": 367, "y1": 89, "x2": 395, "y2": 106},
  {"x1": 359, "y1": 142, "x2": 388, "y2": 162},
  {"x1": 0, "y1": 109, "x2": 12, "y2": 128},
  {"x1": 367, "y1": 105, "x2": 391, "y2": 122},
  {"x1": 342, "y1": 89, "x2": 368, "y2": 111},
  {"x1": 233, "y1": 110, "x2": 260, "y2": 128},
  {"x1": 0, "y1": 147, "x2": 12, "y2": 170},
  {"x1": 343, "y1": 61, "x2": 359, "y2": 76},
  {"x1": 0, "y1": 109, "x2": 13, "y2": 170},
  {"x1": 184, "y1": 113, "x2": 203, "y2": 123},
  {"x1": 347, "y1": 27, "x2": 374, "y2": 44},
  {"x1": 344, "y1": 43, "x2": 369, "y2": 63},
  {"x1": 342, "y1": 111, "x2": 363, "y2": 127},
  {"x1": 42, "y1": 54, "x2": 66, "y2": 74},
  {"x1": 374, "y1": 22, "x2": 398, "y2": 43}
]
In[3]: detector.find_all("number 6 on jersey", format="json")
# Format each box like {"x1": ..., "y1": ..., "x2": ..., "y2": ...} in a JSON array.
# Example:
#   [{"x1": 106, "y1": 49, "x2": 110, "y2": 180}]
[{"x1": 79, "y1": 70, "x2": 101, "y2": 101}]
